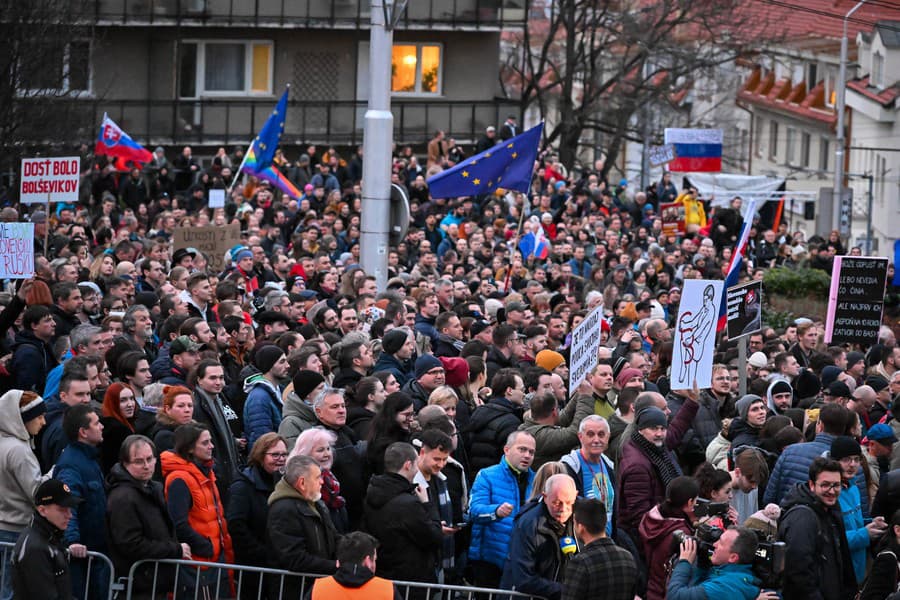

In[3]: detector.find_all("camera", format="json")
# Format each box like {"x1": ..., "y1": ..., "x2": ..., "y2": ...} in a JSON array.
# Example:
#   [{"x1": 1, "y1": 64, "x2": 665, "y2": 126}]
[
  {"x1": 751, "y1": 531, "x2": 785, "y2": 589},
  {"x1": 693, "y1": 499, "x2": 730, "y2": 520},
  {"x1": 672, "y1": 523, "x2": 723, "y2": 569}
]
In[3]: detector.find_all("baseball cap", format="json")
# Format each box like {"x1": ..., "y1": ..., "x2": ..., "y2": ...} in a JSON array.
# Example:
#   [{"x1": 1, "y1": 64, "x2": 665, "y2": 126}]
[
  {"x1": 826, "y1": 381, "x2": 852, "y2": 399},
  {"x1": 865, "y1": 423, "x2": 898, "y2": 445},
  {"x1": 170, "y1": 335, "x2": 201, "y2": 355},
  {"x1": 35, "y1": 479, "x2": 84, "y2": 508}
]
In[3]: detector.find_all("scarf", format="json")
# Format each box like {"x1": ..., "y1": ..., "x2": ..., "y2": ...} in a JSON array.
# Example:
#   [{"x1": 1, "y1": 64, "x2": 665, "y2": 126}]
[
  {"x1": 630, "y1": 428, "x2": 682, "y2": 489},
  {"x1": 320, "y1": 468, "x2": 345, "y2": 510}
]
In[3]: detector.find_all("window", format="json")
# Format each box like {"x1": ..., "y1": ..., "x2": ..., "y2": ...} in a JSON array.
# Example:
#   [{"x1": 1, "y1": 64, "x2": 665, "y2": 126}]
[
  {"x1": 825, "y1": 66, "x2": 837, "y2": 107},
  {"x1": 754, "y1": 117, "x2": 764, "y2": 157},
  {"x1": 391, "y1": 43, "x2": 442, "y2": 95},
  {"x1": 819, "y1": 137, "x2": 830, "y2": 171},
  {"x1": 178, "y1": 40, "x2": 272, "y2": 98},
  {"x1": 785, "y1": 127, "x2": 796, "y2": 165},
  {"x1": 873, "y1": 52, "x2": 884, "y2": 89},
  {"x1": 806, "y1": 63, "x2": 818, "y2": 90},
  {"x1": 19, "y1": 39, "x2": 91, "y2": 93},
  {"x1": 801, "y1": 132, "x2": 811, "y2": 167},
  {"x1": 769, "y1": 120, "x2": 779, "y2": 159}
]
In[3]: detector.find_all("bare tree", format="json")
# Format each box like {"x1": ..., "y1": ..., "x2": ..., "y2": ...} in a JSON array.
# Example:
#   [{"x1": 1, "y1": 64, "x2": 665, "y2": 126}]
[{"x1": 501, "y1": 0, "x2": 781, "y2": 176}]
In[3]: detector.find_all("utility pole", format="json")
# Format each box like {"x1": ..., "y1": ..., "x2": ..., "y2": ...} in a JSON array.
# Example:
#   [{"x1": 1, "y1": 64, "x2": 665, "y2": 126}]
[{"x1": 360, "y1": 0, "x2": 406, "y2": 289}]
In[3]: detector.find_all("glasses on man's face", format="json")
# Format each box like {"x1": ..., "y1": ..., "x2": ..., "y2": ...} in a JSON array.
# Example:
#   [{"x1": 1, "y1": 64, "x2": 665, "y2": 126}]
[{"x1": 816, "y1": 482, "x2": 842, "y2": 491}]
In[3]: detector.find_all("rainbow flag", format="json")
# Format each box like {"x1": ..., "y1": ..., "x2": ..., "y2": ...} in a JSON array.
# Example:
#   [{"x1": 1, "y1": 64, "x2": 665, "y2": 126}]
[{"x1": 241, "y1": 88, "x2": 301, "y2": 199}]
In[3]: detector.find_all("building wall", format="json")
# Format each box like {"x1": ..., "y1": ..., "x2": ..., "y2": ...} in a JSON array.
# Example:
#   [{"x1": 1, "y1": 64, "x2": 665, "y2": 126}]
[{"x1": 848, "y1": 114, "x2": 899, "y2": 254}]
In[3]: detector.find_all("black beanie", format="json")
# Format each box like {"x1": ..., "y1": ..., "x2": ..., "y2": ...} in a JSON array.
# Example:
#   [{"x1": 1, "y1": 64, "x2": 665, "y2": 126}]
[
  {"x1": 382, "y1": 328, "x2": 409, "y2": 355},
  {"x1": 293, "y1": 369, "x2": 326, "y2": 400},
  {"x1": 254, "y1": 345, "x2": 285, "y2": 374}
]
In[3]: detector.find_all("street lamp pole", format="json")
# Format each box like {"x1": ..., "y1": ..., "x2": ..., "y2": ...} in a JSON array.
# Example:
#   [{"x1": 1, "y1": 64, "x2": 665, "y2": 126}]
[{"x1": 833, "y1": 0, "x2": 866, "y2": 232}]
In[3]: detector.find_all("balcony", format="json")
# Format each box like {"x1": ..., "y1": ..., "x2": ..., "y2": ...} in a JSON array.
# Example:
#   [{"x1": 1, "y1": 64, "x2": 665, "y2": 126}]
[
  {"x1": 75, "y1": 0, "x2": 527, "y2": 29},
  {"x1": 14, "y1": 97, "x2": 521, "y2": 149}
]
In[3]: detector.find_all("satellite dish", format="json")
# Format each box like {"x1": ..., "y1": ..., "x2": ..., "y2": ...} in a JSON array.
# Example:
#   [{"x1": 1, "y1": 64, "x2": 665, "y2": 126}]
[{"x1": 389, "y1": 183, "x2": 410, "y2": 246}]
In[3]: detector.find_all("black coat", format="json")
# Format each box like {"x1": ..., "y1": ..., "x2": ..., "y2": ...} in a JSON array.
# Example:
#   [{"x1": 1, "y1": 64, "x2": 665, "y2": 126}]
[
  {"x1": 465, "y1": 398, "x2": 523, "y2": 477},
  {"x1": 99, "y1": 416, "x2": 135, "y2": 474},
  {"x1": 319, "y1": 421, "x2": 366, "y2": 529},
  {"x1": 105, "y1": 463, "x2": 183, "y2": 594},
  {"x1": 362, "y1": 472, "x2": 443, "y2": 582},
  {"x1": 12, "y1": 512, "x2": 72, "y2": 600},
  {"x1": 193, "y1": 388, "x2": 242, "y2": 500},
  {"x1": 227, "y1": 466, "x2": 277, "y2": 568}
]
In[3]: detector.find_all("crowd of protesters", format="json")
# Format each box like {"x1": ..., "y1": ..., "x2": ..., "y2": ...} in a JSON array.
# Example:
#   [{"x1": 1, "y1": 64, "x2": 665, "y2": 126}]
[{"x1": 1, "y1": 124, "x2": 900, "y2": 600}]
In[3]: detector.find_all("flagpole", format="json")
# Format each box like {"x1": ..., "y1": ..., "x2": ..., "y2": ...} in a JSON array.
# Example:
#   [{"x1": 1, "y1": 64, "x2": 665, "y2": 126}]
[
  {"x1": 227, "y1": 140, "x2": 252, "y2": 196},
  {"x1": 504, "y1": 191, "x2": 530, "y2": 293}
]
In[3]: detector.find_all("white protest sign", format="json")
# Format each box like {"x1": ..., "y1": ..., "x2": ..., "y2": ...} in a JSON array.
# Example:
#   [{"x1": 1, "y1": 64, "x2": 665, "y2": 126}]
[
  {"x1": 0, "y1": 223, "x2": 35, "y2": 279},
  {"x1": 20, "y1": 157, "x2": 80, "y2": 204},
  {"x1": 209, "y1": 189, "x2": 226, "y2": 208},
  {"x1": 568, "y1": 304, "x2": 604, "y2": 397},
  {"x1": 649, "y1": 144, "x2": 676, "y2": 167},
  {"x1": 672, "y1": 279, "x2": 723, "y2": 389}
]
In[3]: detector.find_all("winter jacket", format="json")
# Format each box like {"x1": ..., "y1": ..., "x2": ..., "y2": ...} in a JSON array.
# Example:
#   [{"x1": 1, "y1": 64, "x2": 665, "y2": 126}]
[
  {"x1": 99, "y1": 416, "x2": 134, "y2": 474},
  {"x1": 50, "y1": 305, "x2": 81, "y2": 340},
  {"x1": 560, "y1": 448, "x2": 618, "y2": 535},
  {"x1": 242, "y1": 374, "x2": 283, "y2": 447},
  {"x1": 362, "y1": 472, "x2": 443, "y2": 582},
  {"x1": 465, "y1": 397, "x2": 524, "y2": 476},
  {"x1": 194, "y1": 387, "x2": 241, "y2": 498},
  {"x1": 332, "y1": 368, "x2": 363, "y2": 389},
  {"x1": 468, "y1": 457, "x2": 535, "y2": 569},
  {"x1": 705, "y1": 432, "x2": 730, "y2": 471},
  {"x1": 778, "y1": 482, "x2": 857, "y2": 600},
  {"x1": 320, "y1": 422, "x2": 366, "y2": 528},
  {"x1": 414, "y1": 314, "x2": 439, "y2": 347},
  {"x1": 433, "y1": 334, "x2": 464, "y2": 358},
  {"x1": 485, "y1": 346, "x2": 517, "y2": 385},
  {"x1": 308, "y1": 565, "x2": 401, "y2": 600},
  {"x1": 638, "y1": 505, "x2": 692, "y2": 600},
  {"x1": 667, "y1": 390, "x2": 722, "y2": 466},
  {"x1": 838, "y1": 481, "x2": 869, "y2": 583},
  {"x1": 666, "y1": 560, "x2": 760, "y2": 600},
  {"x1": 11, "y1": 512, "x2": 71, "y2": 600},
  {"x1": 347, "y1": 406, "x2": 375, "y2": 441},
  {"x1": 520, "y1": 392, "x2": 594, "y2": 468},
  {"x1": 372, "y1": 352, "x2": 414, "y2": 388},
  {"x1": 278, "y1": 390, "x2": 317, "y2": 449},
  {"x1": 54, "y1": 442, "x2": 107, "y2": 551},
  {"x1": 105, "y1": 463, "x2": 182, "y2": 594},
  {"x1": 160, "y1": 451, "x2": 234, "y2": 564},
  {"x1": 266, "y1": 478, "x2": 338, "y2": 575},
  {"x1": 859, "y1": 539, "x2": 900, "y2": 600},
  {"x1": 727, "y1": 417, "x2": 761, "y2": 449},
  {"x1": 38, "y1": 395, "x2": 69, "y2": 471},
  {"x1": 226, "y1": 466, "x2": 277, "y2": 569},
  {"x1": 500, "y1": 499, "x2": 574, "y2": 600},
  {"x1": 0, "y1": 389, "x2": 46, "y2": 532},
  {"x1": 10, "y1": 329, "x2": 58, "y2": 395}
]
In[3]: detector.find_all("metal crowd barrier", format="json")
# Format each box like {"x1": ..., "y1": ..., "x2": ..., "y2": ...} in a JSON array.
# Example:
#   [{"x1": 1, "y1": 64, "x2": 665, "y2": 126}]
[
  {"x1": 0, "y1": 541, "x2": 121, "y2": 600},
  {"x1": 126, "y1": 558, "x2": 546, "y2": 600}
]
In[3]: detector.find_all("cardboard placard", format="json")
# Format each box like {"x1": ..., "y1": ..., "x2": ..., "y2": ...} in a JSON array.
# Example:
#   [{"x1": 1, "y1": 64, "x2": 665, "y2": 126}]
[
  {"x1": 660, "y1": 202, "x2": 686, "y2": 238},
  {"x1": 825, "y1": 256, "x2": 888, "y2": 345},
  {"x1": 568, "y1": 304, "x2": 604, "y2": 397},
  {"x1": 726, "y1": 280, "x2": 763, "y2": 340},
  {"x1": 672, "y1": 279, "x2": 724, "y2": 389},
  {"x1": 649, "y1": 144, "x2": 676, "y2": 167},
  {"x1": 172, "y1": 222, "x2": 242, "y2": 274},
  {"x1": 20, "y1": 157, "x2": 80, "y2": 204},
  {"x1": 0, "y1": 223, "x2": 35, "y2": 279}
]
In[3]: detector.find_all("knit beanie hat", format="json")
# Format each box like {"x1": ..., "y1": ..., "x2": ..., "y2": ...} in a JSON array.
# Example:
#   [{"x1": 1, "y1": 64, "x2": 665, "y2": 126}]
[
  {"x1": 415, "y1": 354, "x2": 443, "y2": 379},
  {"x1": 793, "y1": 368, "x2": 820, "y2": 399},
  {"x1": 820, "y1": 366, "x2": 843, "y2": 389},
  {"x1": 743, "y1": 504, "x2": 781, "y2": 538},
  {"x1": 382, "y1": 328, "x2": 409, "y2": 355},
  {"x1": 735, "y1": 394, "x2": 764, "y2": 421},
  {"x1": 846, "y1": 351, "x2": 865, "y2": 370},
  {"x1": 535, "y1": 350, "x2": 566, "y2": 372},
  {"x1": 830, "y1": 435, "x2": 862, "y2": 460},
  {"x1": 616, "y1": 368, "x2": 643, "y2": 389},
  {"x1": 769, "y1": 380, "x2": 793, "y2": 397},
  {"x1": 636, "y1": 406, "x2": 667, "y2": 430},
  {"x1": 292, "y1": 370, "x2": 325, "y2": 401},
  {"x1": 17, "y1": 391, "x2": 46, "y2": 424},
  {"x1": 440, "y1": 357, "x2": 469, "y2": 387},
  {"x1": 254, "y1": 345, "x2": 285, "y2": 374}
]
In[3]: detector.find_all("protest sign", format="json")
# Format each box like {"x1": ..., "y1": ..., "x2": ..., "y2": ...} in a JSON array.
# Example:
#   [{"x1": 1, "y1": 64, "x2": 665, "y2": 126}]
[
  {"x1": 726, "y1": 280, "x2": 763, "y2": 340},
  {"x1": 649, "y1": 144, "x2": 676, "y2": 167},
  {"x1": 20, "y1": 157, "x2": 80, "y2": 204},
  {"x1": 173, "y1": 222, "x2": 242, "y2": 274},
  {"x1": 0, "y1": 223, "x2": 35, "y2": 279},
  {"x1": 660, "y1": 202, "x2": 686, "y2": 238},
  {"x1": 568, "y1": 304, "x2": 604, "y2": 397},
  {"x1": 209, "y1": 189, "x2": 225, "y2": 209},
  {"x1": 825, "y1": 256, "x2": 888, "y2": 345},
  {"x1": 672, "y1": 279, "x2": 723, "y2": 389}
]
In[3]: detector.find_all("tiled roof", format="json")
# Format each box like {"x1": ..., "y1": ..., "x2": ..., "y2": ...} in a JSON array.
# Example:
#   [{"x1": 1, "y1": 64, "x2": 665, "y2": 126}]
[
  {"x1": 741, "y1": 0, "x2": 900, "y2": 44},
  {"x1": 738, "y1": 66, "x2": 837, "y2": 126},
  {"x1": 847, "y1": 75, "x2": 900, "y2": 107}
]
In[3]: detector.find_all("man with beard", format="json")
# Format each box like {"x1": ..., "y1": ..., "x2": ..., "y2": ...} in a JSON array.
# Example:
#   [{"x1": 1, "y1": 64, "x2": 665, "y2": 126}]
[{"x1": 243, "y1": 346, "x2": 289, "y2": 446}]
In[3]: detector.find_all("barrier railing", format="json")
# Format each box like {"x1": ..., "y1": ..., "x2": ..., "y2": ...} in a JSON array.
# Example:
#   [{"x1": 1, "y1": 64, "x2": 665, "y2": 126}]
[
  {"x1": 126, "y1": 558, "x2": 546, "y2": 600},
  {"x1": 0, "y1": 541, "x2": 121, "y2": 600}
]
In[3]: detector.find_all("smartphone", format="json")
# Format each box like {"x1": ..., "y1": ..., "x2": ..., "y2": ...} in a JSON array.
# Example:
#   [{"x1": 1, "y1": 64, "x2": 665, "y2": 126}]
[{"x1": 452, "y1": 522, "x2": 471, "y2": 529}]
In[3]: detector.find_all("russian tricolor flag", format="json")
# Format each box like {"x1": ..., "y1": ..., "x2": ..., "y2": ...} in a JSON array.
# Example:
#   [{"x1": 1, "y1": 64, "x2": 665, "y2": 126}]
[
  {"x1": 717, "y1": 198, "x2": 758, "y2": 332},
  {"x1": 664, "y1": 128, "x2": 722, "y2": 172}
]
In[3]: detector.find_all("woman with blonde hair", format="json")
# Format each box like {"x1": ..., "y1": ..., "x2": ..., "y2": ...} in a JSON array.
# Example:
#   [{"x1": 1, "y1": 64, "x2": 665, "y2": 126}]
[
  {"x1": 89, "y1": 253, "x2": 116, "y2": 281},
  {"x1": 428, "y1": 385, "x2": 459, "y2": 421},
  {"x1": 291, "y1": 427, "x2": 348, "y2": 532},
  {"x1": 528, "y1": 461, "x2": 566, "y2": 502}
]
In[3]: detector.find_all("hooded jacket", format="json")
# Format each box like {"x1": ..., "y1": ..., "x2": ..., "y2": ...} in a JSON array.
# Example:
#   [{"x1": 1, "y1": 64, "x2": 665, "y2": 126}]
[
  {"x1": 10, "y1": 329, "x2": 58, "y2": 395},
  {"x1": 638, "y1": 505, "x2": 692, "y2": 600},
  {"x1": 520, "y1": 392, "x2": 594, "y2": 469},
  {"x1": 309, "y1": 565, "x2": 400, "y2": 600},
  {"x1": 11, "y1": 511, "x2": 71, "y2": 600},
  {"x1": 242, "y1": 374, "x2": 283, "y2": 447},
  {"x1": 667, "y1": 560, "x2": 760, "y2": 600},
  {"x1": 362, "y1": 472, "x2": 443, "y2": 582},
  {"x1": 105, "y1": 462, "x2": 182, "y2": 593},
  {"x1": 766, "y1": 379, "x2": 793, "y2": 415},
  {"x1": 0, "y1": 390, "x2": 46, "y2": 532},
  {"x1": 266, "y1": 478, "x2": 338, "y2": 575},
  {"x1": 778, "y1": 482, "x2": 857, "y2": 600},
  {"x1": 278, "y1": 390, "x2": 318, "y2": 449}
]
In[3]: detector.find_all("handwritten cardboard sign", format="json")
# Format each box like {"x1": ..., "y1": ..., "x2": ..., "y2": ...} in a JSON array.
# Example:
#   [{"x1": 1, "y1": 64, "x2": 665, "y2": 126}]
[
  {"x1": 172, "y1": 222, "x2": 242, "y2": 274},
  {"x1": 20, "y1": 157, "x2": 80, "y2": 204},
  {"x1": 0, "y1": 223, "x2": 35, "y2": 279}
]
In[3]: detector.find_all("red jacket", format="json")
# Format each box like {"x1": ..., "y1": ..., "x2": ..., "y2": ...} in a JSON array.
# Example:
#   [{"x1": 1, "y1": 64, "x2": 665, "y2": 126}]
[{"x1": 638, "y1": 505, "x2": 693, "y2": 600}]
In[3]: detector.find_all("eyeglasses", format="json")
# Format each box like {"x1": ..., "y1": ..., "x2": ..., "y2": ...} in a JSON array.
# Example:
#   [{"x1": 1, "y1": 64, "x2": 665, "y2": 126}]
[
  {"x1": 266, "y1": 452, "x2": 289, "y2": 459},
  {"x1": 839, "y1": 456, "x2": 861, "y2": 464},
  {"x1": 816, "y1": 482, "x2": 842, "y2": 491}
]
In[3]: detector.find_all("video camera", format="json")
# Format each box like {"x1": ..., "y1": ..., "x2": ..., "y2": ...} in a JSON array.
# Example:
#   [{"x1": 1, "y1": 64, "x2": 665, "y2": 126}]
[
  {"x1": 693, "y1": 499, "x2": 730, "y2": 520},
  {"x1": 751, "y1": 531, "x2": 785, "y2": 590},
  {"x1": 672, "y1": 523, "x2": 723, "y2": 569}
]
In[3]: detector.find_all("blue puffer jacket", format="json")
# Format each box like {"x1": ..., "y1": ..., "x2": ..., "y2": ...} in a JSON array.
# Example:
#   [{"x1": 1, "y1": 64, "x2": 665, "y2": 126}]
[
  {"x1": 838, "y1": 482, "x2": 869, "y2": 583},
  {"x1": 54, "y1": 442, "x2": 107, "y2": 551},
  {"x1": 242, "y1": 375, "x2": 283, "y2": 447},
  {"x1": 764, "y1": 433, "x2": 869, "y2": 516},
  {"x1": 667, "y1": 560, "x2": 760, "y2": 600},
  {"x1": 468, "y1": 457, "x2": 534, "y2": 569},
  {"x1": 372, "y1": 352, "x2": 414, "y2": 388}
]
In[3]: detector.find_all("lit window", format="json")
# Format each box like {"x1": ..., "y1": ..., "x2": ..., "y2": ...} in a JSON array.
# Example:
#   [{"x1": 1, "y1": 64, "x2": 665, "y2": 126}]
[
  {"x1": 391, "y1": 43, "x2": 442, "y2": 95},
  {"x1": 178, "y1": 40, "x2": 273, "y2": 97}
]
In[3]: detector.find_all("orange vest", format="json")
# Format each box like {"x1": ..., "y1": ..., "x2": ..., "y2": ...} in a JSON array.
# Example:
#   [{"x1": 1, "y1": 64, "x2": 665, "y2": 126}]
[
  {"x1": 311, "y1": 574, "x2": 394, "y2": 600},
  {"x1": 160, "y1": 451, "x2": 235, "y2": 565}
]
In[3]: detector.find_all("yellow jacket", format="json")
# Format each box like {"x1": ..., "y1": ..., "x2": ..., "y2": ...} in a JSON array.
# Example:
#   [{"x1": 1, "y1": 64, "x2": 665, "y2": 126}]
[{"x1": 675, "y1": 192, "x2": 707, "y2": 228}]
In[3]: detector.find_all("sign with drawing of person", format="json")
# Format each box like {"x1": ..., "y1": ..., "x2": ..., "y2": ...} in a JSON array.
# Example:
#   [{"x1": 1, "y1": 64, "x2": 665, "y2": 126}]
[
  {"x1": 660, "y1": 202, "x2": 686, "y2": 239},
  {"x1": 672, "y1": 279, "x2": 724, "y2": 389}
]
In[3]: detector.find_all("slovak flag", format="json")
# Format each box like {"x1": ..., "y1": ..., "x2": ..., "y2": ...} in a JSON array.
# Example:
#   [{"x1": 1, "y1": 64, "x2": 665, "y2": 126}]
[
  {"x1": 717, "y1": 198, "x2": 758, "y2": 332},
  {"x1": 94, "y1": 114, "x2": 153, "y2": 168},
  {"x1": 664, "y1": 128, "x2": 722, "y2": 172},
  {"x1": 519, "y1": 217, "x2": 550, "y2": 260}
]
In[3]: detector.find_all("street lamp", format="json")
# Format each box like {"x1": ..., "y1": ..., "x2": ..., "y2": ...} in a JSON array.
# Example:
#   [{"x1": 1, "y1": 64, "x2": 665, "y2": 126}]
[{"x1": 833, "y1": 0, "x2": 867, "y2": 232}]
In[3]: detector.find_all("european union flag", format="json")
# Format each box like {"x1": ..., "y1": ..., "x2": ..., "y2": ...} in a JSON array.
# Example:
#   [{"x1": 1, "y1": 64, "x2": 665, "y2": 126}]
[
  {"x1": 246, "y1": 87, "x2": 288, "y2": 173},
  {"x1": 427, "y1": 122, "x2": 543, "y2": 199}
]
